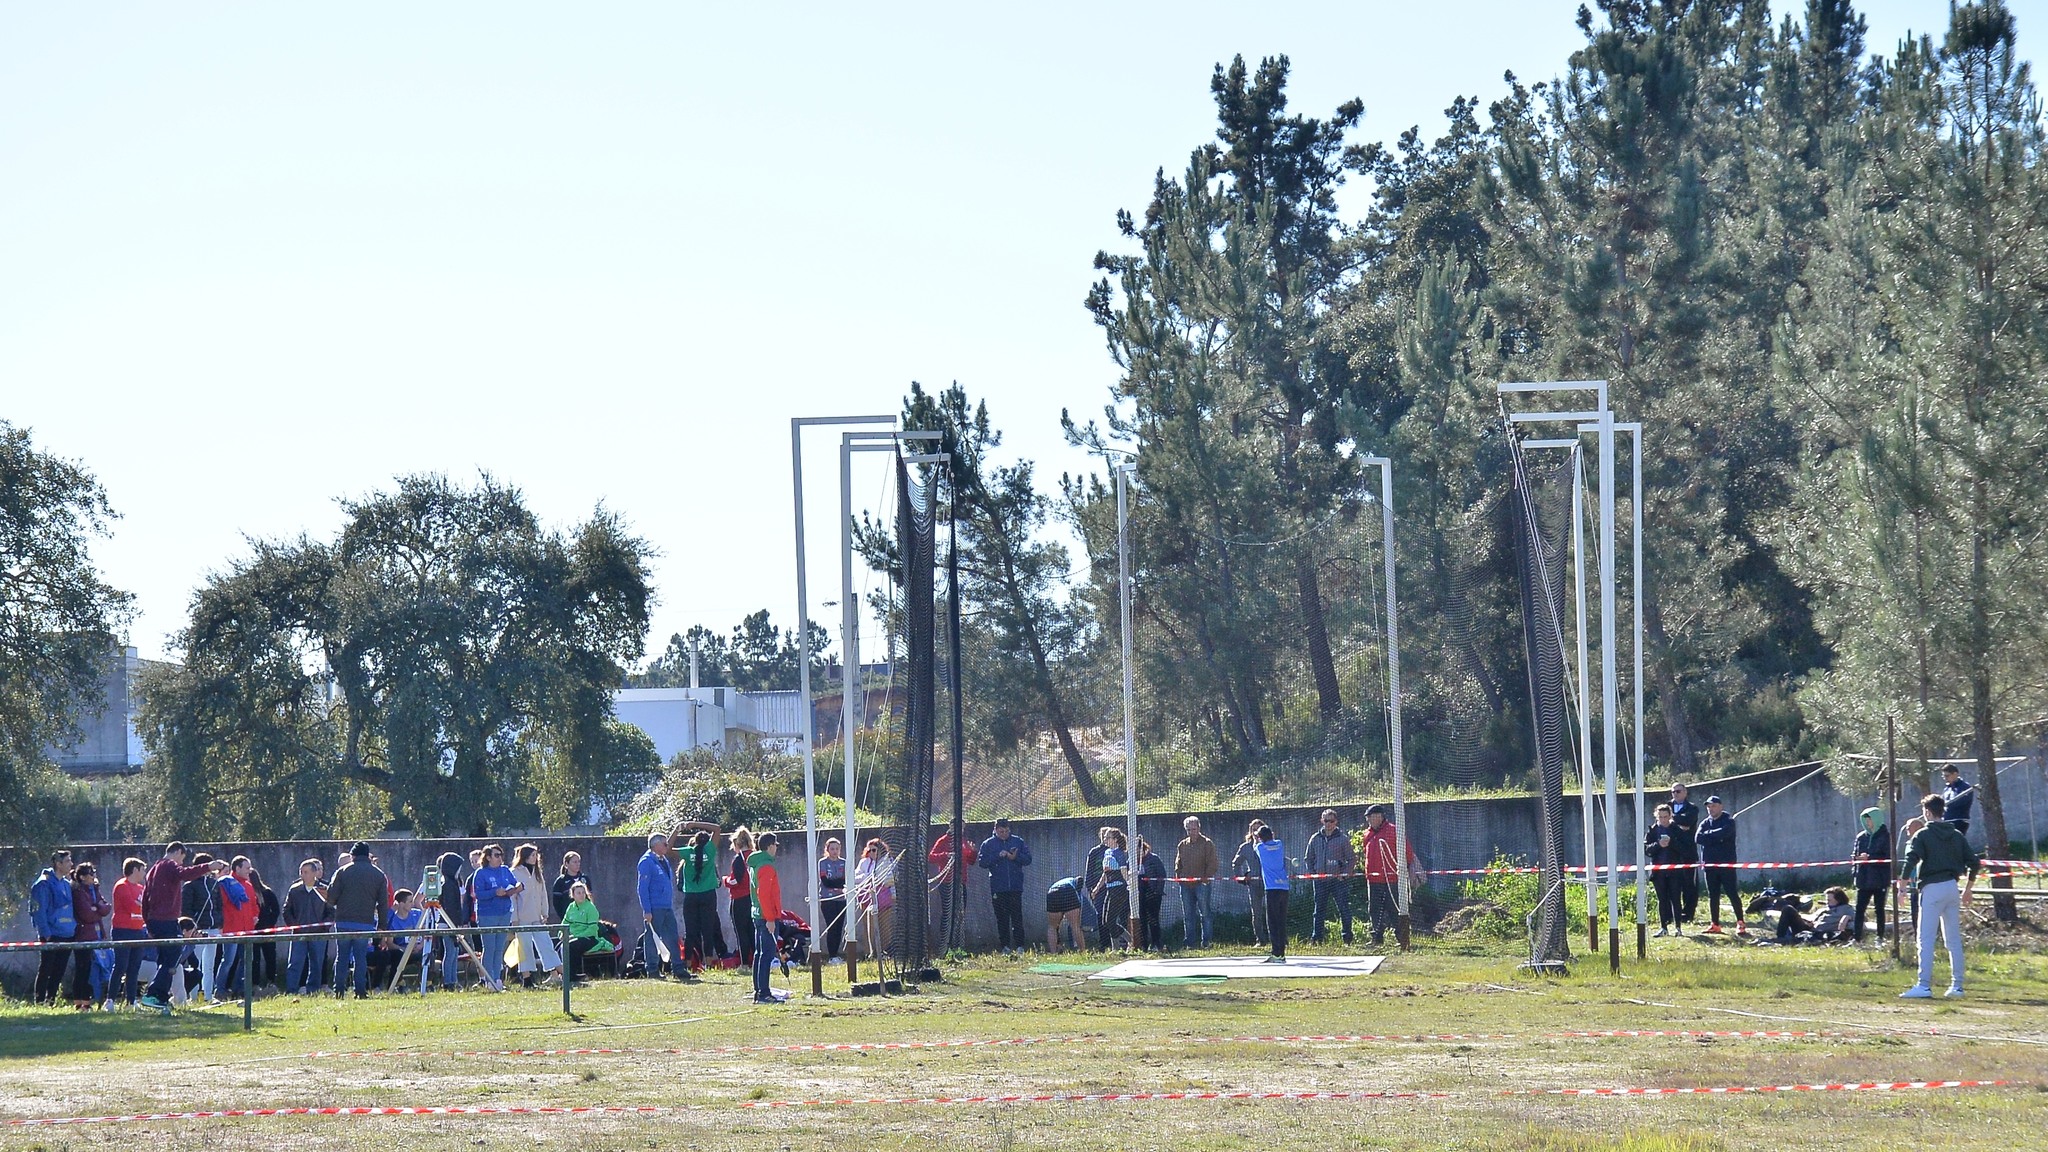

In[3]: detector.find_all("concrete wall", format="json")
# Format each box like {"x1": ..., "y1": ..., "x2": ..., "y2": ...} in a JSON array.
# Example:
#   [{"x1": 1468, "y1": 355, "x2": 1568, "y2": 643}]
[{"x1": 10, "y1": 756, "x2": 2044, "y2": 983}]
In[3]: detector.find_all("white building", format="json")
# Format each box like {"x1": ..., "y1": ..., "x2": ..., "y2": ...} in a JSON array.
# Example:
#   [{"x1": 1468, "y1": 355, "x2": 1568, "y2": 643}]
[{"x1": 610, "y1": 687, "x2": 806, "y2": 761}]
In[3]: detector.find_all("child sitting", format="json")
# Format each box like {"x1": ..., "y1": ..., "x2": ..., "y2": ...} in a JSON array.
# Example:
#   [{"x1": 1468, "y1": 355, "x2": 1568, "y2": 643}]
[{"x1": 1810, "y1": 887, "x2": 1855, "y2": 943}]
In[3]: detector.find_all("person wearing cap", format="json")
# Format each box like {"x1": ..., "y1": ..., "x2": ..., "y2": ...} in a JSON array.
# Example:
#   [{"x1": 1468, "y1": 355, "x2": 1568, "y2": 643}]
[
  {"x1": 1358, "y1": 805, "x2": 1418, "y2": 949},
  {"x1": 977, "y1": 818, "x2": 1033, "y2": 956},
  {"x1": 1852, "y1": 807, "x2": 1891, "y2": 943},
  {"x1": 1938, "y1": 765, "x2": 1974, "y2": 836},
  {"x1": 1899, "y1": 792, "x2": 1983, "y2": 998},
  {"x1": 327, "y1": 841, "x2": 390, "y2": 998},
  {"x1": 1693, "y1": 796, "x2": 1746, "y2": 935},
  {"x1": 1667, "y1": 783, "x2": 1702, "y2": 926}
]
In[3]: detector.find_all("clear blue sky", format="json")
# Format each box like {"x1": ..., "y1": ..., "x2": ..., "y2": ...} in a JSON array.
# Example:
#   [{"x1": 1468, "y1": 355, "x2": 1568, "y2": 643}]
[{"x1": 0, "y1": 1, "x2": 1986, "y2": 664}]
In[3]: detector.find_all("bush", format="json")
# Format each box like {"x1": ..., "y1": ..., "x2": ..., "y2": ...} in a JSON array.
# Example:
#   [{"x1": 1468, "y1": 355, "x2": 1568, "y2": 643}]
[
  {"x1": 614, "y1": 745, "x2": 806, "y2": 833},
  {"x1": 1455, "y1": 855, "x2": 1594, "y2": 941}
]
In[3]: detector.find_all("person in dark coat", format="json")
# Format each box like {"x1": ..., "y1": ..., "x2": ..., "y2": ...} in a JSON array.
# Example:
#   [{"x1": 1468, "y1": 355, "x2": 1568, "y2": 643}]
[
  {"x1": 1645, "y1": 804, "x2": 1691, "y2": 936},
  {"x1": 1852, "y1": 807, "x2": 1891, "y2": 943}
]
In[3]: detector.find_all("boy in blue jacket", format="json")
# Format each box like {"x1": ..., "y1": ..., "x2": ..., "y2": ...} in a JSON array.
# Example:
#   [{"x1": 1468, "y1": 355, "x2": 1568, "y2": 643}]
[
  {"x1": 30, "y1": 849, "x2": 78, "y2": 1004},
  {"x1": 977, "y1": 819, "x2": 1033, "y2": 955}
]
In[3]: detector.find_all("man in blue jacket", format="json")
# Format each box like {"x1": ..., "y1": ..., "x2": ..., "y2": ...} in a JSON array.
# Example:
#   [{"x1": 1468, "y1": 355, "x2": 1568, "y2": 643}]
[
  {"x1": 1939, "y1": 765, "x2": 1975, "y2": 836},
  {"x1": 977, "y1": 819, "x2": 1033, "y2": 955},
  {"x1": 636, "y1": 832, "x2": 692, "y2": 981},
  {"x1": 30, "y1": 849, "x2": 78, "y2": 1005}
]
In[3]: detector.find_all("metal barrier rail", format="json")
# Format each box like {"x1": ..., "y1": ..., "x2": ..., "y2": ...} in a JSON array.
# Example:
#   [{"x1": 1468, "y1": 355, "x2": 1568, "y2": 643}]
[{"x1": 6, "y1": 925, "x2": 582, "y2": 1029}]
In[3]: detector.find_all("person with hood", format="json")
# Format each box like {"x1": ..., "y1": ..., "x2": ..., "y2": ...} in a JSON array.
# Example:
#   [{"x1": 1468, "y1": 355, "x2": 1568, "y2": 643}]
[
  {"x1": 1694, "y1": 796, "x2": 1746, "y2": 935},
  {"x1": 434, "y1": 848, "x2": 469, "y2": 990},
  {"x1": 30, "y1": 849, "x2": 78, "y2": 1005},
  {"x1": 1899, "y1": 793, "x2": 1983, "y2": 999},
  {"x1": 67, "y1": 861, "x2": 110, "y2": 1009},
  {"x1": 1853, "y1": 807, "x2": 1892, "y2": 943},
  {"x1": 327, "y1": 841, "x2": 390, "y2": 998},
  {"x1": 139, "y1": 843, "x2": 213, "y2": 1010}
]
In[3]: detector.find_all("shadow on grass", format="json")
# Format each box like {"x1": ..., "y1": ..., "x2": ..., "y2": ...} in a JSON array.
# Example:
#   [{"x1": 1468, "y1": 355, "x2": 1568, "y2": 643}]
[{"x1": 0, "y1": 1001, "x2": 245, "y2": 1059}]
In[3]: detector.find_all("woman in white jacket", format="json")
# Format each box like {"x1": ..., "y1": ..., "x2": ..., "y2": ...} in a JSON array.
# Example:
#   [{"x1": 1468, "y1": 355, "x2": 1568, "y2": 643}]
[{"x1": 511, "y1": 843, "x2": 564, "y2": 988}]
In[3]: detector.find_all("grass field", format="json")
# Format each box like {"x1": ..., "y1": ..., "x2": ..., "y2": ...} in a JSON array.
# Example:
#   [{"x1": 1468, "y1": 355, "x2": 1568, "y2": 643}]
[{"x1": 1, "y1": 929, "x2": 2043, "y2": 1151}]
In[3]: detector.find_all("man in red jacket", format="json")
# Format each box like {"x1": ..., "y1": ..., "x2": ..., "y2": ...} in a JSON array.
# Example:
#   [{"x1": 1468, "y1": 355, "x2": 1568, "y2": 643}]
[
  {"x1": 1359, "y1": 806, "x2": 1418, "y2": 949},
  {"x1": 141, "y1": 842, "x2": 213, "y2": 1009},
  {"x1": 215, "y1": 856, "x2": 259, "y2": 998}
]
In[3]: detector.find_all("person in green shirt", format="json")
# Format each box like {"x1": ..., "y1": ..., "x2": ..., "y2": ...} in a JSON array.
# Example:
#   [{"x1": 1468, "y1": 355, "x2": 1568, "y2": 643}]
[
  {"x1": 673, "y1": 824, "x2": 727, "y2": 972},
  {"x1": 561, "y1": 881, "x2": 612, "y2": 987}
]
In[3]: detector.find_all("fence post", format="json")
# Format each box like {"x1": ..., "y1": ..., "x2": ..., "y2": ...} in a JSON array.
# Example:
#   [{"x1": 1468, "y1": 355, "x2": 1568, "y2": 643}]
[
  {"x1": 562, "y1": 940, "x2": 572, "y2": 1016},
  {"x1": 242, "y1": 940, "x2": 254, "y2": 1031}
]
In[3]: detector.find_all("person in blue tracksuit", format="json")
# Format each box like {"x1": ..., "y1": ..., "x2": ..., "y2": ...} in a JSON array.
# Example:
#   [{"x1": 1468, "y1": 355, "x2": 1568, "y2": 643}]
[
  {"x1": 30, "y1": 849, "x2": 79, "y2": 1004},
  {"x1": 977, "y1": 819, "x2": 1034, "y2": 955},
  {"x1": 1254, "y1": 826, "x2": 1291, "y2": 961}
]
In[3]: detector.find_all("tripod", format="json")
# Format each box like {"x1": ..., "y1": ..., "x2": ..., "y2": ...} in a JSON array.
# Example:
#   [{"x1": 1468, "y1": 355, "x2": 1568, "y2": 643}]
[{"x1": 387, "y1": 901, "x2": 480, "y2": 993}]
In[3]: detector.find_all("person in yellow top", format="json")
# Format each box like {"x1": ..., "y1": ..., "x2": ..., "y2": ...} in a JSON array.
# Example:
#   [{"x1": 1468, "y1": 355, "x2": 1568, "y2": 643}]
[{"x1": 561, "y1": 881, "x2": 612, "y2": 988}]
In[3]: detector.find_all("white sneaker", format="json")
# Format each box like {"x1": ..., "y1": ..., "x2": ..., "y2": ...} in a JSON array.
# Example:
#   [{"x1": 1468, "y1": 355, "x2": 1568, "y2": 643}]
[
  {"x1": 1899, "y1": 985, "x2": 1933, "y2": 999},
  {"x1": 1944, "y1": 986, "x2": 1965, "y2": 998}
]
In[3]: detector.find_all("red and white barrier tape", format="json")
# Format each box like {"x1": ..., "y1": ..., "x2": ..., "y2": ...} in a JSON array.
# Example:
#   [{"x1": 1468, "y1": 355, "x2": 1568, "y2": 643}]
[
  {"x1": 0, "y1": 922, "x2": 336, "y2": 953},
  {"x1": 272, "y1": 1027, "x2": 1846, "y2": 1062},
  {"x1": 5, "y1": 1080, "x2": 2011, "y2": 1126},
  {"x1": 1181, "y1": 857, "x2": 2046, "y2": 882}
]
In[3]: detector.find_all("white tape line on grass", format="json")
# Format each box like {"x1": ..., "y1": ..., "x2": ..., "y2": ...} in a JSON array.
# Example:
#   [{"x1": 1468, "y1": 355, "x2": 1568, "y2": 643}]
[{"x1": 5, "y1": 1081, "x2": 2015, "y2": 1127}]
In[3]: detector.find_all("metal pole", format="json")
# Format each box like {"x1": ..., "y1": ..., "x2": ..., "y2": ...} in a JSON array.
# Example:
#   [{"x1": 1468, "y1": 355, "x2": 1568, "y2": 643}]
[
  {"x1": 1625, "y1": 420, "x2": 1645, "y2": 961},
  {"x1": 1118, "y1": 462, "x2": 1140, "y2": 948},
  {"x1": 1572, "y1": 446, "x2": 1597, "y2": 952},
  {"x1": 947, "y1": 463, "x2": 966, "y2": 954},
  {"x1": 241, "y1": 936, "x2": 253, "y2": 1030},
  {"x1": 1366, "y1": 456, "x2": 1410, "y2": 949},
  {"x1": 839, "y1": 436, "x2": 860, "y2": 960},
  {"x1": 1888, "y1": 713, "x2": 1901, "y2": 960}
]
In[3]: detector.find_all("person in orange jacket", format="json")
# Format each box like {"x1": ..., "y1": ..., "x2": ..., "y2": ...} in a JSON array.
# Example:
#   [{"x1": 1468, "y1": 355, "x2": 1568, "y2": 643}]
[{"x1": 1358, "y1": 806, "x2": 1419, "y2": 948}]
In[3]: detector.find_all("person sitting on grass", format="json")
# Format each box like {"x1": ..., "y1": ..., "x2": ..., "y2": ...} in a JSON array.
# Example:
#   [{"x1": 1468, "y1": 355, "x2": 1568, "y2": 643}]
[
  {"x1": 1745, "y1": 888, "x2": 1815, "y2": 943},
  {"x1": 1811, "y1": 888, "x2": 1855, "y2": 943},
  {"x1": 562, "y1": 881, "x2": 612, "y2": 986}
]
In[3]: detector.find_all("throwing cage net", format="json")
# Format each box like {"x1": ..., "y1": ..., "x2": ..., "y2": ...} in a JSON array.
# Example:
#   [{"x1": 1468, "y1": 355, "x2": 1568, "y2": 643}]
[
  {"x1": 892, "y1": 452, "x2": 938, "y2": 970},
  {"x1": 1508, "y1": 434, "x2": 1577, "y2": 967}
]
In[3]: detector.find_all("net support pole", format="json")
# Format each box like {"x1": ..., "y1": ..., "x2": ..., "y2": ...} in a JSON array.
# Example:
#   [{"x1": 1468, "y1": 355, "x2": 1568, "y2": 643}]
[
  {"x1": 1619, "y1": 421, "x2": 1646, "y2": 962},
  {"x1": 1365, "y1": 455, "x2": 1409, "y2": 949},
  {"x1": 1888, "y1": 713, "x2": 1901, "y2": 960},
  {"x1": 1117, "y1": 460, "x2": 1140, "y2": 950},
  {"x1": 1572, "y1": 447, "x2": 1597, "y2": 955},
  {"x1": 947, "y1": 470, "x2": 966, "y2": 956},
  {"x1": 839, "y1": 435, "x2": 862, "y2": 963}
]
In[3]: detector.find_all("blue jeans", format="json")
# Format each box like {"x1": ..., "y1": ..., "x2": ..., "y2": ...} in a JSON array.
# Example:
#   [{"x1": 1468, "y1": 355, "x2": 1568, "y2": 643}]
[
  {"x1": 217, "y1": 941, "x2": 243, "y2": 997},
  {"x1": 333, "y1": 921, "x2": 375, "y2": 994},
  {"x1": 478, "y1": 912, "x2": 511, "y2": 988},
  {"x1": 1309, "y1": 880, "x2": 1352, "y2": 943},
  {"x1": 288, "y1": 937, "x2": 329, "y2": 993},
  {"x1": 143, "y1": 919, "x2": 184, "y2": 1002},
  {"x1": 640, "y1": 907, "x2": 680, "y2": 971},
  {"x1": 752, "y1": 919, "x2": 777, "y2": 1001},
  {"x1": 111, "y1": 927, "x2": 148, "y2": 1003},
  {"x1": 1178, "y1": 882, "x2": 1213, "y2": 948},
  {"x1": 440, "y1": 932, "x2": 464, "y2": 988}
]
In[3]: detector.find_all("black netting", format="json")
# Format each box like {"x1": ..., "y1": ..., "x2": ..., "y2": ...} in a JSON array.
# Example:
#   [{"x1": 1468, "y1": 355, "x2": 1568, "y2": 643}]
[
  {"x1": 1511, "y1": 437, "x2": 1574, "y2": 967},
  {"x1": 893, "y1": 453, "x2": 938, "y2": 969}
]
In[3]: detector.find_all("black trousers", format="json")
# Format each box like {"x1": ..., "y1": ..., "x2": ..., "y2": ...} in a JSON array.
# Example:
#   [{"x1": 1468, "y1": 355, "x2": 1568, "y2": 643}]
[
  {"x1": 1137, "y1": 892, "x2": 1163, "y2": 950},
  {"x1": 1366, "y1": 880, "x2": 1396, "y2": 944},
  {"x1": 1652, "y1": 873, "x2": 1683, "y2": 927},
  {"x1": 1265, "y1": 889, "x2": 1290, "y2": 957},
  {"x1": 1704, "y1": 868, "x2": 1742, "y2": 924},
  {"x1": 1854, "y1": 885, "x2": 1887, "y2": 941},
  {"x1": 730, "y1": 897, "x2": 754, "y2": 966},
  {"x1": 567, "y1": 935, "x2": 602, "y2": 978},
  {"x1": 1676, "y1": 865, "x2": 1700, "y2": 923},
  {"x1": 35, "y1": 947, "x2": 74, "y2": 1003},
  {"x1": 683, "y1": 890, "x2": 724, "y2": 964},
  {"x1": 1100, "y1": 888, "x2": 1130, "y2": 947},
  {"x1": 991, "y1": 891, "x2": 1024, "y2": 949},
  {"x1": 820, "y1": 894, "x2": 847, "y2": 959},
  {"x1": 254, "y1": 941, "x2": 279, "y2": 989}
]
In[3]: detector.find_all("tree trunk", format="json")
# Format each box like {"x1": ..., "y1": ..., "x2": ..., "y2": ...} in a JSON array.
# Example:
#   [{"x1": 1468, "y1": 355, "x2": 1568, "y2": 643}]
[
  {"x1": 1643, "y1": 592, "x2": 1699, "y2": 778},
  {"x1": 1295, "y1": 549, "x2": 1343, "y2": 719},
  {"x1": 1969, "y1": 475, "x2": 2015, "y2": 920}
]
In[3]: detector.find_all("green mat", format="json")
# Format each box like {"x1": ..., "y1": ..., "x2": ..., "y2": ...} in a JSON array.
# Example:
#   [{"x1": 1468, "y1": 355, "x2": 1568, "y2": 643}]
[{"x1": 1028, "y1": 963, "x2": 1113, "y2": 975}]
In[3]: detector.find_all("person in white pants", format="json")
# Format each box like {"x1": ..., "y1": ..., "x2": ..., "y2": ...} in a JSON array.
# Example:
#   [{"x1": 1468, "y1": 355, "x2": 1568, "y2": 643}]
[{"x1": 1898, "y1": 792, "x2": 1983, "y2": 999}]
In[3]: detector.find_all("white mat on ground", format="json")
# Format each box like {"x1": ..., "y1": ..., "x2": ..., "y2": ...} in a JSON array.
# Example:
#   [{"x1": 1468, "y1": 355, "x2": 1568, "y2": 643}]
[{"x1": 1087, "y1": 955, "x2": 1385, "y2": 980}]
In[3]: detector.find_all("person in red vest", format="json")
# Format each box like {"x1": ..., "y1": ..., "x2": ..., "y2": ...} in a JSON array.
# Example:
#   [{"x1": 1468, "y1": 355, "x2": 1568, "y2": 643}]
[
  {"x1": 215, "y1": 856, "x2": 260, "y2": 998},
  {"x1": 1359, "y1": 805, "x2": 1419, "y2": 949}
]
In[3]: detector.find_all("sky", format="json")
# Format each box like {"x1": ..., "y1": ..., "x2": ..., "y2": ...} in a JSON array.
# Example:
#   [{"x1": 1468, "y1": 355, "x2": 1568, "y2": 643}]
[{"x1": 0, "y1": 0, "x2": 2008, "y2": 666}]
